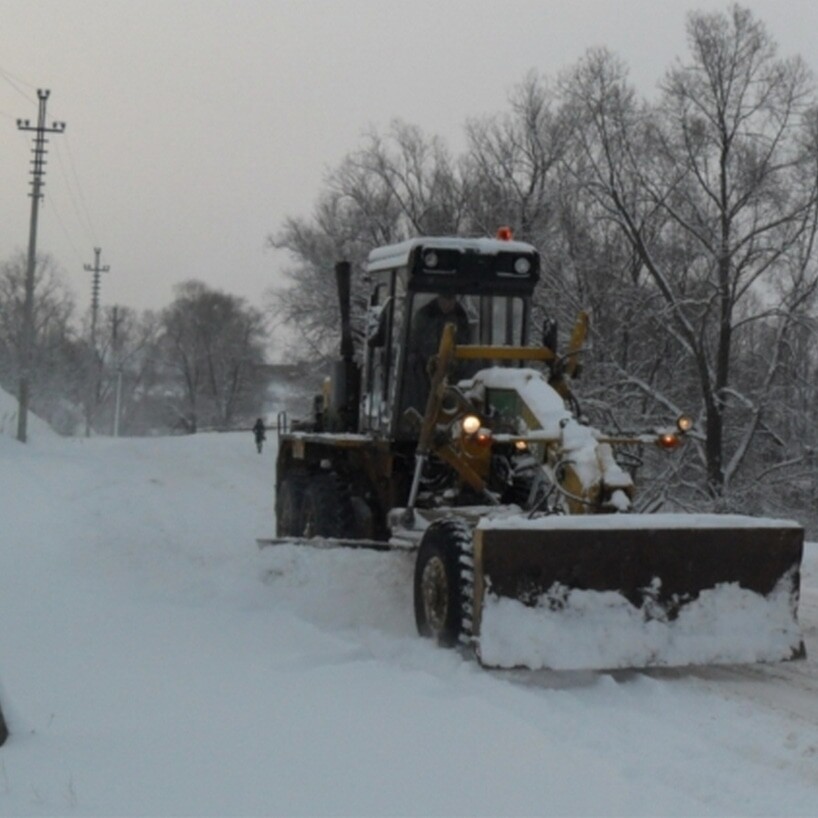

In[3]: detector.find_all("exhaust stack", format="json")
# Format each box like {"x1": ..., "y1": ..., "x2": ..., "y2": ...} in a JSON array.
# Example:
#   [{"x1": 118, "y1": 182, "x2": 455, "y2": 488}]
[{"x1": 330, "y1": 261, "x2": 360, "y2": 431}]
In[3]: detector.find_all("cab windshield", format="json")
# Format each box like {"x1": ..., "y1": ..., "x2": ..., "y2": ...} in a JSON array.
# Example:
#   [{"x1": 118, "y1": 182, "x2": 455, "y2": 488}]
[{"x1": 409, "y1": 293, "x2": 526, "y2": 348}]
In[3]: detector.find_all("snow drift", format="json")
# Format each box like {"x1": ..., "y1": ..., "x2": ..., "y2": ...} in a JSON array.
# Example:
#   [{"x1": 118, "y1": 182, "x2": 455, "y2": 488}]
[{"x1": 0, "y1": 417, "x2": 817, "y2": 815}]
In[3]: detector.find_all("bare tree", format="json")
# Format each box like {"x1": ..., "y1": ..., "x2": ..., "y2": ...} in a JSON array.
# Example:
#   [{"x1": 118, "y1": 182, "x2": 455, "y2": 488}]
[
  {"x1": 81, "y1": 306, "x2": 163, "y2": 435},
  {"x1": 464, "y1": 72, "x2": 569, "y2": 242},
  {"x1": 268, "y1": 205, "x2": 364, "y2": 360},
  {"x1": 0, "y1": 251, "x2": 78, "y2": 432},
  {"x1": 268, "y1": 121, "x2": 466, "y2": 359},
  {"x1": 160, "y1": 281, "x2": 268, "y2": 432},
  {"x1": 564, "y1": 7, "x2": 818, "y2": 500},
  {"x1": 356, "y1": 120, "x2": 466, "y2": 236}
]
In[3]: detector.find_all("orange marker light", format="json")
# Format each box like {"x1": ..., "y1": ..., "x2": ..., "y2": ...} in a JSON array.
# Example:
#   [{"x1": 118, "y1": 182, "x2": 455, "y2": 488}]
[
  {"x1": 658, "y1": 433, "x2": 681, "y2": 450},
  {"x1": 496, "y1": 226, "x2": 513, "y2": 241}
]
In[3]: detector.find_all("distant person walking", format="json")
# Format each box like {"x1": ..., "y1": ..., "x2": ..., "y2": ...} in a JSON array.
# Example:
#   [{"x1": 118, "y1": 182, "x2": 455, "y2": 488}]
[{"x1": 252, "y1": 417, "x2": 266, "y2": 453}]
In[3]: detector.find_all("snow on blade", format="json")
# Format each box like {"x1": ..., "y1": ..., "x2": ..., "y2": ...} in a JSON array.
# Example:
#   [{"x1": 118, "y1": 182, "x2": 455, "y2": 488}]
[
  {"x1": 478, "y1": 512, "x2": 803, "y2": 531},
  {"x1": 478, "y1": 571, "x2": 803, "y2": 671}
]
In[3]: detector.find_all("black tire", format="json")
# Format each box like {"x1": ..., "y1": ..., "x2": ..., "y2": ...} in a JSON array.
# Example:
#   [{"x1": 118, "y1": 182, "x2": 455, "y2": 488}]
[
  {"x1": 301, "y1": 472, "x2": 356, "y2": 539},
  {"x1": 413, "y1": 517, "x2": 474, "y2": 648},
  {"x1": 276, "y1": 473, "x2": 308, "y2": 536}
]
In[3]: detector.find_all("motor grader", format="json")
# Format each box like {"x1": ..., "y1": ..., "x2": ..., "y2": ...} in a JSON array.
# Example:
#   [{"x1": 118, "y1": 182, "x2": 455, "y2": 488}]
[{"x1": 266, "y1": 233, "x2": 805, "y2": 671}]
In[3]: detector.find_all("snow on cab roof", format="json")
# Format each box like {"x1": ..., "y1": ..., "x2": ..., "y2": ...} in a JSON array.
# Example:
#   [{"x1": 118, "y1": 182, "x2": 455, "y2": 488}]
[{"x1": 366, "y1": 236, "x2": 537, "y2": 273}]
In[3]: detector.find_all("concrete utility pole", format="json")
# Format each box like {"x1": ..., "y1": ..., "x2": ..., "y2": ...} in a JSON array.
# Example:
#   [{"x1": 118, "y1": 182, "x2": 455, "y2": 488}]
[
  {"x1": 83, "y1": 248, "x2": 110, "y2": 437},
  {"x1": 16, "y1": 89, "x2": 66, "y2": 443},
  {"x1": 111, "y1": 306, "x2": 123, "y2": 437},
  {"x1": 84, "y1": 247, "x2": 110, "y2": 347}
]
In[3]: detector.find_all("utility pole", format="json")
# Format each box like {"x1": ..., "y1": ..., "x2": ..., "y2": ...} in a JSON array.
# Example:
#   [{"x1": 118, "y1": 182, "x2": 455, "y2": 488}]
[
  {"x1": 83, "y1": 248, "x2": 110, "y2": 437},
  {"x1": 84, "y1": 247, "x2": 109, "y2": 348},
  {"x1": 111, "y1": 306, "x2": 123, "y2": 437},
  {"x1": 15, "y1": 89, "x2": 66, "y2": 443}
]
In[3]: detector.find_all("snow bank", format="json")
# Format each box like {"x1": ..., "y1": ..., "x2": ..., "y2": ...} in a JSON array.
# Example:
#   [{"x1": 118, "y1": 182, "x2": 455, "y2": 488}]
[
  {"x1": 0, "y1": 431, "x2": 817, "y2": 815},
  {"x1": 0, "y1": 384, "x2": 56, "y2": 439},
  {"x1": 259, "y1": 543, "x2": 415, "y2": 635}
]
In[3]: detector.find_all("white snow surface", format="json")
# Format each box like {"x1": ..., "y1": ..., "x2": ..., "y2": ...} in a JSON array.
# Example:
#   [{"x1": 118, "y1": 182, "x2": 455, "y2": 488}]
[{"x1": 2, "y1": 407, "x2": 818, "y2": 814}]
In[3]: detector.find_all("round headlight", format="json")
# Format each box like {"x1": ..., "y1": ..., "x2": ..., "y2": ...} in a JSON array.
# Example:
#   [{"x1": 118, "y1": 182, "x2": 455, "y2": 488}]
[
  {"x1": 514, "y1": 257, "x2": 531, "y2": 275},
  {"x1": 676, "y1": 415, "x2": 694, "y2": 433},
  {"x1": 423, "y1": 251, "x2": 439, "y2": 268},
  {"x1": 462, "y1": 414, "x2": 481, "y2": 435}
]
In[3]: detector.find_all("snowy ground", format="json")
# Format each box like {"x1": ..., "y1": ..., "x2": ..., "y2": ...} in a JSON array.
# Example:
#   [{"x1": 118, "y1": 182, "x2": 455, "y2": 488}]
[{"x1": 1, "y1": 410, "x2": 818, "y2": 815}]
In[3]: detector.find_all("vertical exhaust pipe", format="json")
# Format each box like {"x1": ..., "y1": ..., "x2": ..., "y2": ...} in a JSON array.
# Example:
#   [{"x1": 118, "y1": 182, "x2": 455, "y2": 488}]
[
  {"x1": 336, "y1": 261, "x2": 354, "y2": 363},
  {"x1": 331, "y1": 261, "x2": 360, "y2": 431}
]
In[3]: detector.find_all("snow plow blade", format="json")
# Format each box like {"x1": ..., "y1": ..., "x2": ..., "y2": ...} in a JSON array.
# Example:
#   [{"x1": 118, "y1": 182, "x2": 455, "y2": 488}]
[{"x1": 473, "y1": 514, "x2": 805, "y2": 671}]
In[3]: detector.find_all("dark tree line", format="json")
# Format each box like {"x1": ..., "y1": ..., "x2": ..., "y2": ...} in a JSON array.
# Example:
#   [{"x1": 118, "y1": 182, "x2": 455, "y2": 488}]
[
  {"x1": 159, "y1": 281, "x2": 268, "y2": 433},
  {"x1": 269, "y1": 5, "x2": 818, "y2": 524},
  {"x1": 0, "y1": 257, "x2": 269, "y2": 436}
]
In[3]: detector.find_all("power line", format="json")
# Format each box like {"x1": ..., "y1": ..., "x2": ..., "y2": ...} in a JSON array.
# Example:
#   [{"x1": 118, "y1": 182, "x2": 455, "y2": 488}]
[
  {"x1": 44, "y1": 193, "x2": 85, "y2": 266},
  {"x1": 62, "y1": 134, "x2": 98, "y2": 243},
  {"x1": 53, "y1": 138, "x2": 97, "y2": 247},
  {"x1": 6, "y1": 75, "x2": 101, "y2": 295},
  {"x1": 65, "y1": 134, "x2": 96, "y2": 237},
  {"x1": 0, "y1": 64, "x2": 36, "y2": 102},
  {"x1": 5, "y1": 74, "x2": 100, "y2": 275}
]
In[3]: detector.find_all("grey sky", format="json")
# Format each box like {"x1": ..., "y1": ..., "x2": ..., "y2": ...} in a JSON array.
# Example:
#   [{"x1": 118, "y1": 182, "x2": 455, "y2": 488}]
[{"x1": 2, "y1": 0, "x2": 817, "y2": 323}]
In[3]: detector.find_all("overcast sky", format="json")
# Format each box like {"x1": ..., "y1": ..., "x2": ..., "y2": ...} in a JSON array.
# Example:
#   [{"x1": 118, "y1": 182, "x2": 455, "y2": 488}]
[{"x1": 2, "y1": 0, "x2": 818, "y2": 328}]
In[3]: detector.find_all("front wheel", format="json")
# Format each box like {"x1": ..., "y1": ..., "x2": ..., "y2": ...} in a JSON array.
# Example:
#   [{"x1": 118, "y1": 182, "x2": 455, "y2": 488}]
[{"x1": 413, "y1": 518, "x2": 474, "y2": 648}]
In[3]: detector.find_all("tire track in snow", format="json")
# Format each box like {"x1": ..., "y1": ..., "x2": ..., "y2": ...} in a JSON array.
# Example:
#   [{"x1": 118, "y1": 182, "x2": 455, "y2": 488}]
[{"x1": 647, "y1": 585, "x2": 818, "y2": 730}]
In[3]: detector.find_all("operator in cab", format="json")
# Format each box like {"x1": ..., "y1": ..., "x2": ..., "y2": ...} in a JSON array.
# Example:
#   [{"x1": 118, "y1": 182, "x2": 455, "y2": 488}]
[{"x1": 405, "y1": 292, "x2": 472, "y2": 415}]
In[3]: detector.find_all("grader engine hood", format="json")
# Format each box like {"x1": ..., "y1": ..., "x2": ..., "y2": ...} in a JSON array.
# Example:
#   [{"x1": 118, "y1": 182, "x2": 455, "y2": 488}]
[
  {"x1": 460, "y1": 367, "x2": 634, "y2": 509},
  {"x1": 461, "y1": 367, "x2": 571, "y2": 436}
]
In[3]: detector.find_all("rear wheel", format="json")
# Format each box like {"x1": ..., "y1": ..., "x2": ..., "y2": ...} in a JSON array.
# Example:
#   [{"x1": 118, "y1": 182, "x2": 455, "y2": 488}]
[
  {"x1": 276, "y1": 473, "x2": 307, "y2": 536},
  {"x1": 414, "y1": 518, "x2": 474, "y2": 648},
  {"x1": 301, "y1": 472, "x2": 356, "y2": 539}
]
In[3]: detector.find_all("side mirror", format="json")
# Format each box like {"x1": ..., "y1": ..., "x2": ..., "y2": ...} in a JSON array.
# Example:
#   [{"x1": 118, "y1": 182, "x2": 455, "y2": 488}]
[
  {"x1": 542, "y1": 316, "x2": 558, "y2": 354},
  {"x1": 366, "y1": 297, "x2": 392, "y2": 348}
]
